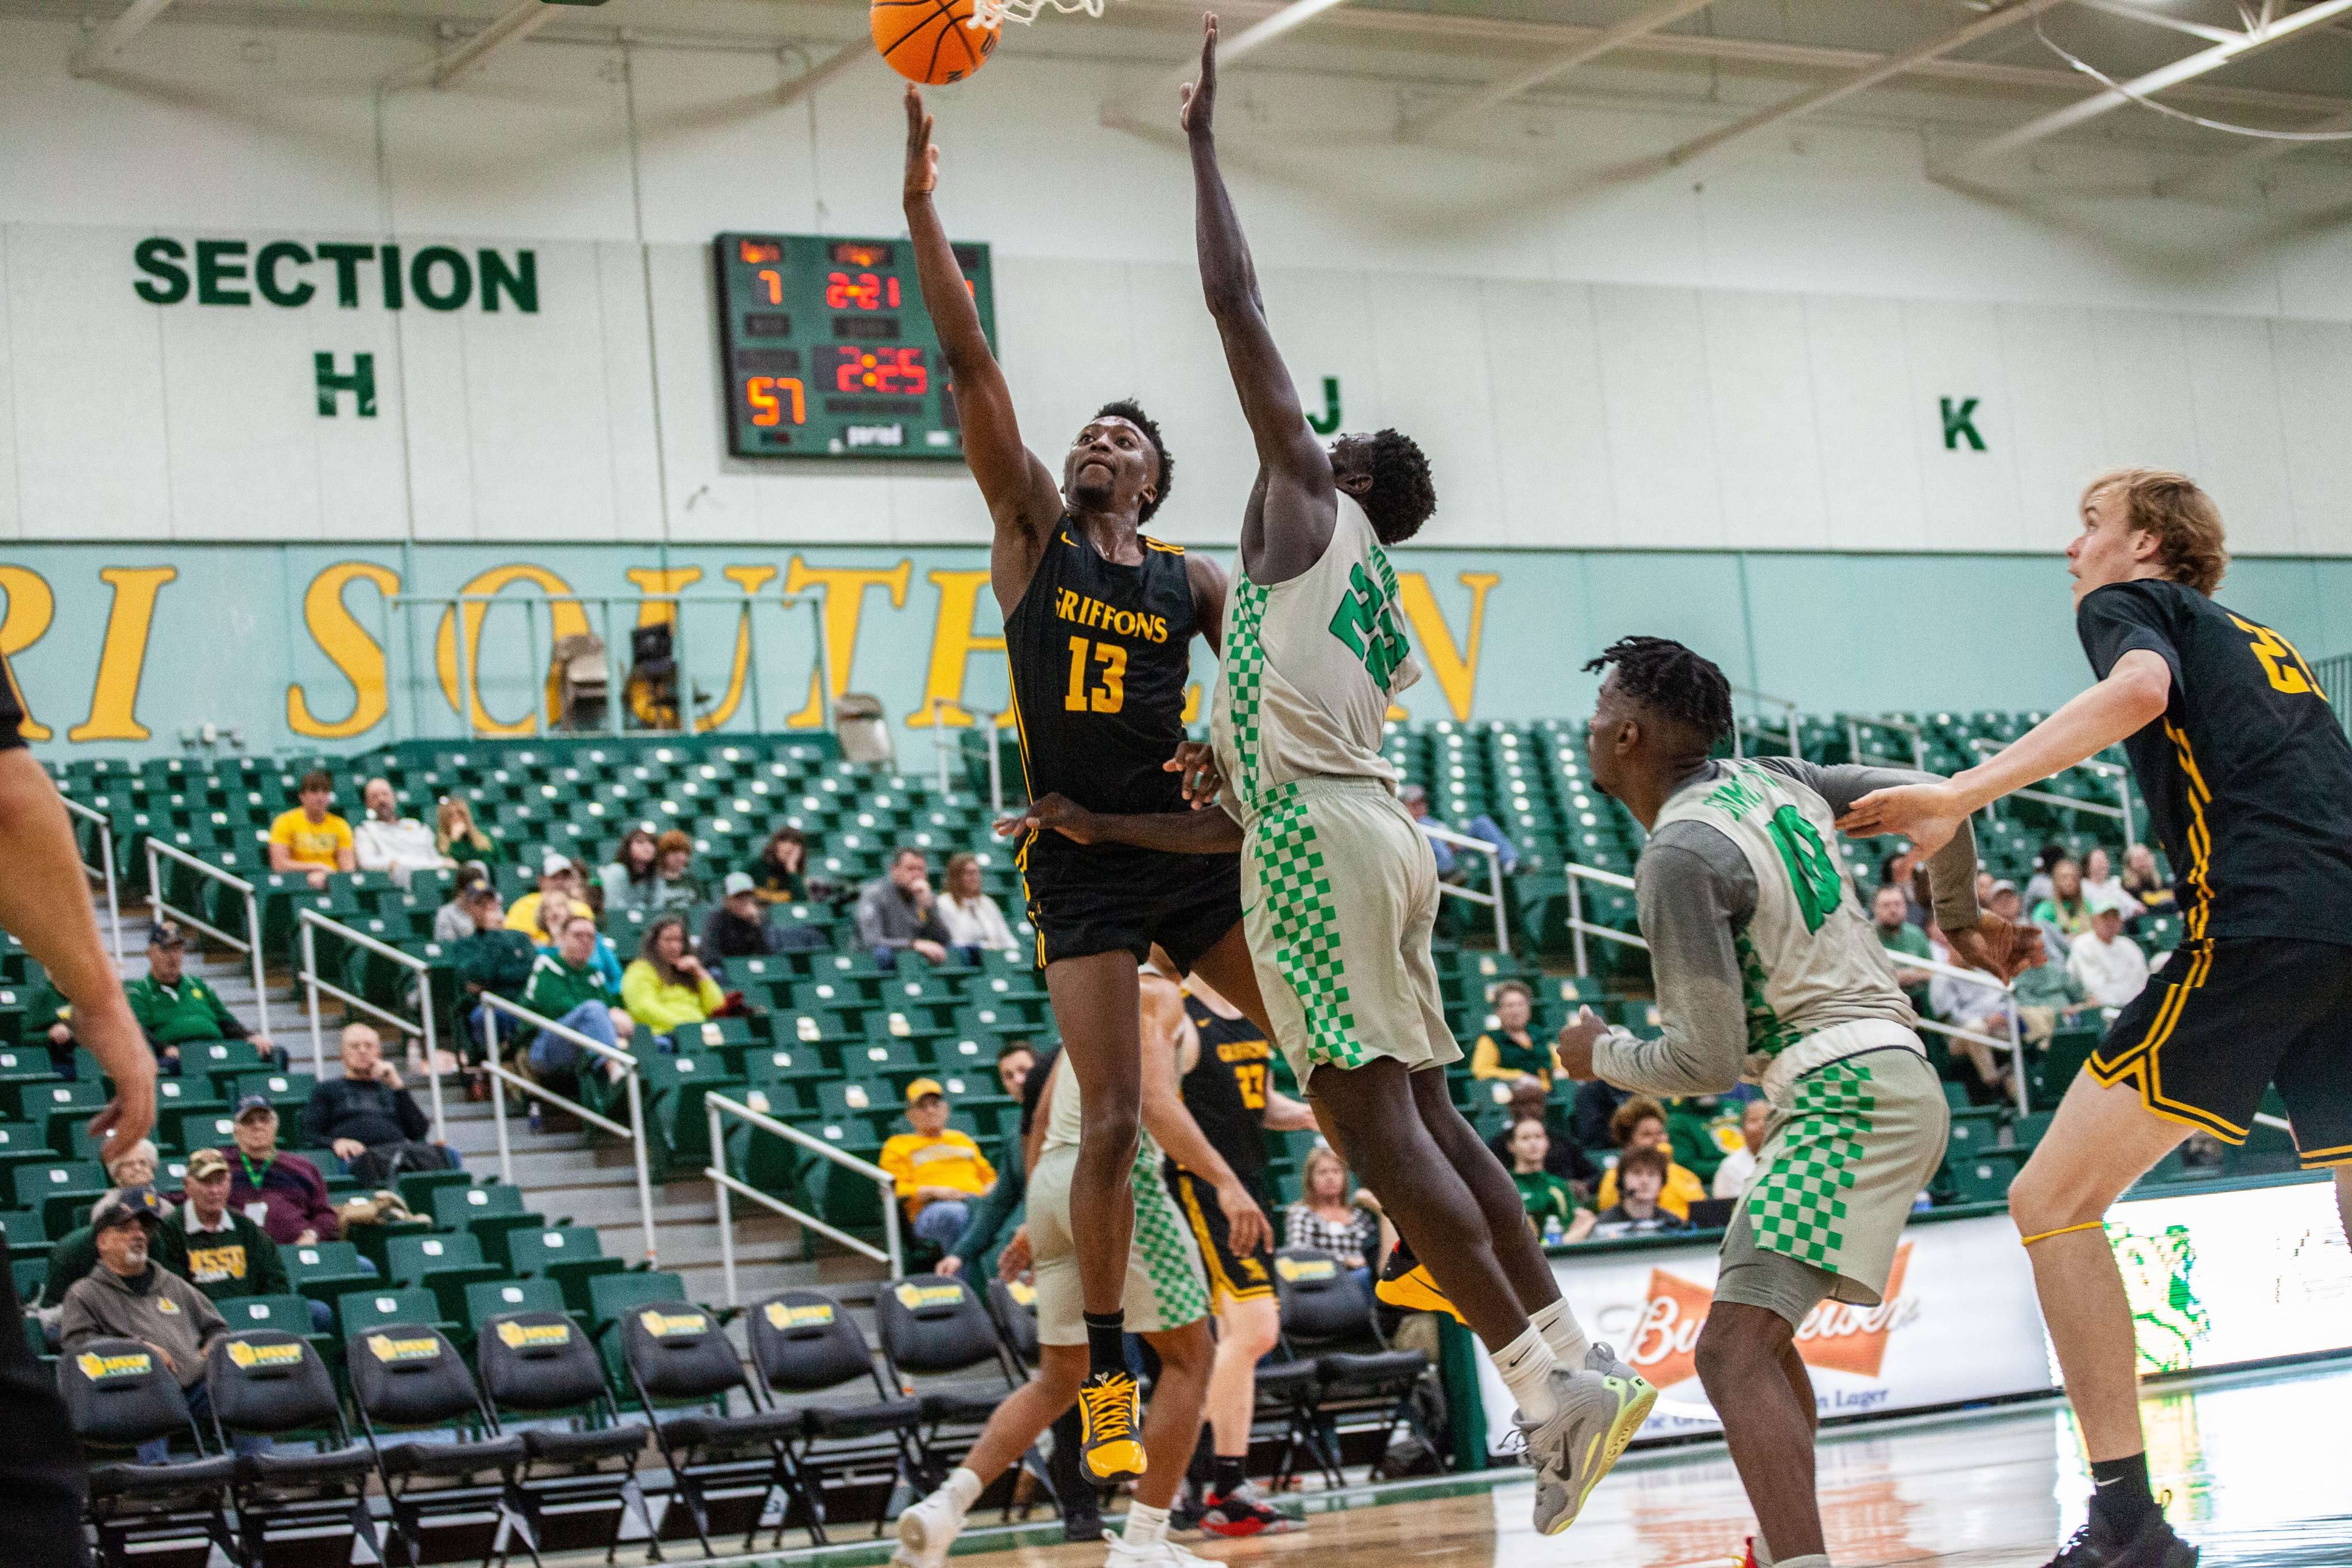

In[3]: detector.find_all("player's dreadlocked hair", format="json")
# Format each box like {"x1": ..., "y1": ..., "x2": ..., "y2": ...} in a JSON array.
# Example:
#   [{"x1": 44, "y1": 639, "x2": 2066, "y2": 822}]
[
  {"x1": 1583, "y1": 637, "x2": 1734, "y2": 748},
  {"x1": 1356, "y1": 429, "x2": 1438, "y2": 544},
  {"x1": 1096, "y1": 399, "x2": 1174, "y2": 524}
]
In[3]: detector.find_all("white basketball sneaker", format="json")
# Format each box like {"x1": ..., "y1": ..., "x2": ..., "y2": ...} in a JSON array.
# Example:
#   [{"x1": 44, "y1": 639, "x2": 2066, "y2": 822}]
[
  {"x1": 892, "y1": 1485, "x2": 969, "y2": 1568},
  {"x1": 1102, "y1": 1532, "x2": 1217, "y2": 1567},
  {"x1": 1517, "y1": 1344, "x2": 1657, "y2": 1536}
]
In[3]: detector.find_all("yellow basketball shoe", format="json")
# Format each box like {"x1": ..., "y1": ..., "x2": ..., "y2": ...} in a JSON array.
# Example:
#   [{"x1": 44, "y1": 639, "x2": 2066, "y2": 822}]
[
  {"x1": 1376, "y1": 1236, "x2": 1465, "y2": 1326},
  {"x1": 1078, "y1": 1369, "x2": 1147, "y2": 1484}
]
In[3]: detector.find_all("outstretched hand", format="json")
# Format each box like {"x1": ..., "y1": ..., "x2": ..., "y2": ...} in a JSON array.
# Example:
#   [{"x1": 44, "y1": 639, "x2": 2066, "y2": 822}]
[
  {"x1": 1179, "y1": 13, "x2": 1218, "y2": 134},
  {"x1": 995, "y1": 793, "x2": 1101, "y2": 845},
  {"x1": 903, "y1": 86, "x2": 938, "y2": 201},
  {"x1": 1943, "y1": 913, "x2": 2046, "y2": 985},
  {"x1": 1835, "y1": 780, "x2": 1970, "y2": 857},
  {"x1": 1164, "y1": 740, "x2": 1224, "y2": 810}
]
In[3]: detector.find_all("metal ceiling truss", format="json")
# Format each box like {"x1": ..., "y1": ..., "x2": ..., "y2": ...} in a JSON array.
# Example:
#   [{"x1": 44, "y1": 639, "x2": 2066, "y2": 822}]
[
  {"x1": 1398, "y1": 0, "x2": 1719, "y2": 141},
  {"x1": 68, "y1": 0, "x2": 176, "y2": 77}
]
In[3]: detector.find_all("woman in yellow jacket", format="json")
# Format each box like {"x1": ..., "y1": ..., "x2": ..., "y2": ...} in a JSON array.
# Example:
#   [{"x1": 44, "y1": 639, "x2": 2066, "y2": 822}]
[
  {"x1": 1467, "y1": 981, "x2": 1562, "y2": 1091},
  {"x1": 620, "y1": 915, "x2": 725, "y2": 1052},
  {"x1": 1591, "y1": 1094, "x2": 1711, "y2": 1219}
]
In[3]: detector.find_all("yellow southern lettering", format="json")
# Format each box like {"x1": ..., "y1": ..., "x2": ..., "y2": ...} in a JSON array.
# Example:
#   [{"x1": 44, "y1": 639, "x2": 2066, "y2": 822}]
[
  {"x1": 1395, "y1": 571, "x2": 1498, "y2": 722},
  {"x1": 782, "y1": 559, "x2": 913, "y2": 729},
  {"x1": 908, "y1": 568, "x2": 1011, "y2": 731},
  {"x1": 624, "y1": 567, "x2": 772, "y2": 732},
  {"x1": 69, "y1": 566, "x2": 177, "y2": 742},
  {"x1": 287, "y1": 561, "x2": 399, "y2": 740},
  {"x1": 0, "y1": 566, "x2": 55, "y2": 741},
  {"x1": 432, "y1": 564, "x2": 590, "y2": 737},
  {"x1": 76, "y1": 1350, "x2": 153, "y2": 1380},
  {"x1": 763, "y1": 1300, "x2": 836, "y2": 1329}
]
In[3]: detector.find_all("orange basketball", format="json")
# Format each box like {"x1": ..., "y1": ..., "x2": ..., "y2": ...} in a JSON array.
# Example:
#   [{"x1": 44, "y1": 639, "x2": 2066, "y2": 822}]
[{"x1": 872, "y1": 0, "x2": 1000, "y2": 86}]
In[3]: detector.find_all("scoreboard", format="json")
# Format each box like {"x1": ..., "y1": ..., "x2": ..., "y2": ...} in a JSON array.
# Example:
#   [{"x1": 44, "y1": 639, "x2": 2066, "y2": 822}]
[{"x1": 713, "y1": 233, "x2": 996, "y2": 460}]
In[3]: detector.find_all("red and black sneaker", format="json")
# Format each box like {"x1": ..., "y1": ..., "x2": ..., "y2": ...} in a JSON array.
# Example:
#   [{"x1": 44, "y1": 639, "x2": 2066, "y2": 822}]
[{"x1": 1197, "y1": 1482, "x2": 1299, "y2": 1538}]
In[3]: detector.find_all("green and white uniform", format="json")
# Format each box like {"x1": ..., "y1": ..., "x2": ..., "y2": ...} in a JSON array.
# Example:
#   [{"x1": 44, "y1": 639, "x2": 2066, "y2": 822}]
[
  {"x1": 1593, "y1": 758, "x2": 1972, "y2": 1321},
  {"x1": 1026, "y1": 1049, "x2": 1208, "y2": 1344},
  {"x1": 1208, "y1": 497, "x2": 1461, "y2": 1087}
]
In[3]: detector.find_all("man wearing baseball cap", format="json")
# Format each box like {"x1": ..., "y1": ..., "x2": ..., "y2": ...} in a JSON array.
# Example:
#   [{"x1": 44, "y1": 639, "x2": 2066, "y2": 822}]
[
  {"x1": 880, "y1": 1079, "x2": 997, "y2": 1252},
  {"x1": 124, "y1": 920, "x2": 276, "y2": 1073},
  {"x1": 222, "y1": 1097, "x2": 341, "y2": 1246},
  {"x1": 58, "y1": 1187, "x2": 258, "y2": 1463},
  {"x1": 505, "y1": 852, "x2": 583, "y2": 938},
  {"x1": 2067, "y1": 885, "x2": 2154, "y2": 1009},
  {"x1": 156, "y1": 1147, "x2": 297, "y2": 1313},
  {"x1": 700, "y1": 869, "x2": 813, "y2": 974}
]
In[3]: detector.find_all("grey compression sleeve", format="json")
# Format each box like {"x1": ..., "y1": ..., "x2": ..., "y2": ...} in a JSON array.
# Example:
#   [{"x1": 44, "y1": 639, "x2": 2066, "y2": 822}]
[{"x1": 1591, "y1": 821, "x2": 1756, "y2": 1099}]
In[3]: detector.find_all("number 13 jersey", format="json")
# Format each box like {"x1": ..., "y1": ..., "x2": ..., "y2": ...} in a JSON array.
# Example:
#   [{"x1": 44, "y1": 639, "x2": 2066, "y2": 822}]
[{"x1": 1005, "y1": 520, "x2": 1202, "y2": 876}]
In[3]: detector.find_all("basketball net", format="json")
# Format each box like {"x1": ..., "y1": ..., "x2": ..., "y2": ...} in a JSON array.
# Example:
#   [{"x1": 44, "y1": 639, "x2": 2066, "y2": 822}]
[{"x1": 969, "y1": 0, "x2": 1102, "y2": 29}]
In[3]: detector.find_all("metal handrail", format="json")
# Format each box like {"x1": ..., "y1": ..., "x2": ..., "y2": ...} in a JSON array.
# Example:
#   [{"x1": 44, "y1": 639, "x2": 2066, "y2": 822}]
[
  {"x1": 1562, "y1": 860, "x2": 1647, "y2": 980},
  {"x1": 477, "y1": 993, "x2": 657, "y2": 1267},
  {"x1": 1967, "y1": 738, "x2": 2136, "y2": 843},
  {"x1": 144, "y1": 839, "x2": 272, "y2": 1037},
  {"x1": 58, "y1": 796, "x2": 123, "y2": 963},
  {"x1": 296, "y1": 909, "x2": 446, "y2": 1140},
  {"x1": 383, "y1": 590, "x2": 831, "y2": 744},
  {"x1": 1731, "y1": 686, "x2": 1801, "y2": 761},
  {"x1": 1846, "y1": 714, "x2": 1926, "y2": 772},
  {"x1": 1419, "y1": 821, "x2": 1510, "y2": 954},
  {"x1": 703, "y1": 1091, "x2": 904, "y2": 1306}
]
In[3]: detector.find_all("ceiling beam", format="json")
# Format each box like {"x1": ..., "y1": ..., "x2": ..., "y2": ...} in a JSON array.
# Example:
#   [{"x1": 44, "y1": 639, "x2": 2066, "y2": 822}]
[
  {"x1": 431, "y1": 0, "x2": 563, "y2": 90},
  {"x1": 2069, "y1": 0, "x2": 2243, "y2": 47},
  {"x1": 1400, "y1": 0, "x2": 1717, "y2": 142},
  {"x1": 2153, "y1": 102, "x2": 2352, "y2": 192},
  {"x1": 1946, "y1": 0, "x2": 2352, "y2": 171},
  {"x1": 69, "y1": 0, "x2": 176, "y2": 78},
  {"x1": 780, "y1": 40, "x2": 867, "y2": 108},
  {"x1": 1650, "y1": 0, "x2": 2071, "y2": 173}
]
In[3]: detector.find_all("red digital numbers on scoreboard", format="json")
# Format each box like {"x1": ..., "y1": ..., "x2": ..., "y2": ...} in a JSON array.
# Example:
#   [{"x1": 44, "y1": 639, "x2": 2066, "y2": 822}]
[
  {"x1": 825, "y1": 271, "x2": 903, "y2": 312},
  {"x1": 745, "y1": 377, "x2": 807, "y2": 427},
  {"x1": 831, "y1": 346, "x2": 929, "y2": 397}
]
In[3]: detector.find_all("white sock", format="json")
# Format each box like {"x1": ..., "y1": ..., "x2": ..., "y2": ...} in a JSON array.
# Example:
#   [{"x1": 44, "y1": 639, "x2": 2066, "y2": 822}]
[
  {"x1": 942, "y1": 1466, "x2": 984, "y2": 1513},
  {"x1": 1123, "y1": 1501, "x2": 1171, "y2": 1547},
  {"x1": 1490, "y1": 1325, "x2": 1560, "y2": 1424},
  {"x1": 1529, "y1": 1296, "x2": 1591, "y2": 1368},
  {"x1": 1775, "y1": 1555, "x2": 1829, "y2": 1568}
]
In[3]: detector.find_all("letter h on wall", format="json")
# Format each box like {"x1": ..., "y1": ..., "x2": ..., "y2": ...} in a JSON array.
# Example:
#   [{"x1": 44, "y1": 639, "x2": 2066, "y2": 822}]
[{"x1": 316, "y1": 352, "x2": 378, "y2": 419}]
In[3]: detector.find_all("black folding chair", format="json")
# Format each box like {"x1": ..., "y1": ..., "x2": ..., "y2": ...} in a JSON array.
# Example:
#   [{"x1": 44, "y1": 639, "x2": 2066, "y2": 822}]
[
  {"x1": 205, "y1": 1328, "x2": 389, "y2": 1568},
  {"x1": 744, "y1": 1289, "x2": 924, "y2": 1544},
  {"x1": 475, "y1": 1311, "x2": 656, "y2": 1565},
  {"x1": 349, "y1": 1322, "x2": 536, "y2": 1568},
  {"x1": 57, "y1": 1338, "x2": 238, "y2": 1568},
  {"x1": 1271, "y1": 1248, "x2": 1435, "y2": 1487},
  {"x1": 983, "y1": 1277, "x2": 1040, "y2": 1369},
  {"x1": 617, "y1": 1302, "x2": 806, "y2": 1558},
  {"x1": 872, "y1": 1275, "x2": 1030, "y2": 1509}
]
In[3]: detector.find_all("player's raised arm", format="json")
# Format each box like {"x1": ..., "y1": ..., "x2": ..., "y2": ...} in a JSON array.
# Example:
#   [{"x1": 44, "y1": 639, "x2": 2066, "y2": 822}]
[
  {"x1": 903, "y1": 86, "x2": 1062, "y2": 597},
  {"x1": 1182, "y1": 14, "x2": 1333, "y2": 581}
]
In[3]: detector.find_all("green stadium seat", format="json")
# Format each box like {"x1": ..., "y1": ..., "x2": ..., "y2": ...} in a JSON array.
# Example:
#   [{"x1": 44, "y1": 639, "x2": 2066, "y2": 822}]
[
  {"x1": 584, "y1": 1268, "x2": 688, "y2": 1337},
  {"x1": 385, "y1": 1230, "x2": 508, "y2": 1323},
  {"x1": 0, "y1": 1121, "x2": 50, "y2": 1172},
  {"x1": 431, "y1": 1183, "x2": 548, "y2": 1265},
  {"x1": 463, "y1": 1277, "x2": 569, "y2": 1339},
  {"x1": 216, "y1": 1292, "x2": 331, "y2": 1354},
  {"x1": 287, "y1": 1240, "x2": 380, "y2": 1306},
  {"x1": 1941, "y1": 1147, "x2": 2028, "y2": 1206},
  {"x1": 341, "y1": 1286, "x2": 452, "y2": 1339},
  {"x1": 504, "y1": 1226, "x2": 626, "y2": 1313}
]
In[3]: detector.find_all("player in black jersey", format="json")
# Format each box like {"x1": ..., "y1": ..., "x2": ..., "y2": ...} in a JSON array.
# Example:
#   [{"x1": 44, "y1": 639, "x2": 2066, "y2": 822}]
[
  {"x1": 1841, "y1": 469, "x2": 2352, "y2": 1568},
  {"x1": 1165, "y1": 971, "x2": 1315, "y2": 1537},
  {"x1": 904, "y1": 87, "x2": 1278, "y2": 1489}
]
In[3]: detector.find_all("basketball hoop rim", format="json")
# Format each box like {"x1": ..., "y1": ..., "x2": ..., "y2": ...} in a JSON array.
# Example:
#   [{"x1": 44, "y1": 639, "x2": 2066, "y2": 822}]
[{"x1": 968, "y1": 0, "x2": 1105, "y2": 28}]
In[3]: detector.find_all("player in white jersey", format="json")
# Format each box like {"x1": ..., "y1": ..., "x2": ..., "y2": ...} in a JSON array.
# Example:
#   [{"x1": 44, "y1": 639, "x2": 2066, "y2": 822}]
[
  {"x1": 1553, "y1": 637, "x2": 2040, "y2": 1568},
  {"x1": 893, "y1": 961, "x2": 1263, "y2": 1568},
  {"x1": 1000, "y1": 16, "x2": 1652, "y2": 1539}
]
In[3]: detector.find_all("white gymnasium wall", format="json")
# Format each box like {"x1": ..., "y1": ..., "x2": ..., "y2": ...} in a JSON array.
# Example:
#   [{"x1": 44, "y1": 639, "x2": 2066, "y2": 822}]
[{"x1": 3, "y1": 13, "x2": 2352, "y2": 552}]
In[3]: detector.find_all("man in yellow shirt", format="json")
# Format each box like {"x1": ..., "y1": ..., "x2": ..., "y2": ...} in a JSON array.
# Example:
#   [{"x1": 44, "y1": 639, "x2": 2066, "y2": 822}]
[
  {"x1": 880, "y1": 1078, "x2": 997, "y2": 1251},
  {"x1": 506, "y1": 853, "x2": 583, "y2": 936},
  {"x1": 268, "y1": 769, "x2": 355, "y2": 890},
  {"x1": 1591, "y1": 1095, "x2": 1710, "y2": 1219}
]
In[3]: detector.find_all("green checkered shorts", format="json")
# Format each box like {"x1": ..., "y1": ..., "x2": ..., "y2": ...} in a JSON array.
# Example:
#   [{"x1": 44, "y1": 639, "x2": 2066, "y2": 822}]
[
  {"x1": 1720, "y1": 1045, "x2": 1949, "y2": 1314},
  {"x1": 1026, "y1": 1143, "x2": 1208, "y2": 1343}
]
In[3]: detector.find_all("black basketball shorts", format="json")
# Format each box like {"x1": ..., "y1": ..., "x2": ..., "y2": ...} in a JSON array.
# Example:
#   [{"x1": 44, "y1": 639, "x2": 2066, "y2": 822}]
[
  {"x1": 1022, "y1": 844, "x2": 1243, "y2": 975},
  {"x1": 1166, "y1": 1164, "x2": 1275, "y2": 1308},
  {"x1": 2088, "y1": 938, "x2": 2352, "y2": 1168}
]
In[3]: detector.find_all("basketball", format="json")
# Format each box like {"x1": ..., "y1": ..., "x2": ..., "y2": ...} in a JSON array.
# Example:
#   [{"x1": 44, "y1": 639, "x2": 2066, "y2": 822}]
[{"x1": 872, "y1": 0, "x2": 999, "y2": 87}]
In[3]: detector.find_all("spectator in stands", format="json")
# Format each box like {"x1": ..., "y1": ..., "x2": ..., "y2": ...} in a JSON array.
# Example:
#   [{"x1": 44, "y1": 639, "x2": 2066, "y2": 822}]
[
  {"x1": 125, "y1": 920, "x2": 275, "y2": 1073},
  {"x1": 2067, "y1": 888, "x2": 2150, "y2": 1009},
  {"x1": 435, "y1": 796, "x2": 496, "y2": 862},
  {"x1": 300, "y1": 1023, "x2": 456, "y2": 1180},
  {"x1": 1566, "y1": 1070, "x2": 1626, "y2": 1155},
  {"x1": 649, "y1": 830, "x2": 702, "y2": 912},
  {"x1": 1591, "y1": 1096, "x2": 1708, "y2": 1218},
  {"x1": 937, "y1": 1042, "x2": 1040, "y2": 1280},
  {"x1": 598, "y1": 828, "x2": 664, "y2": 917},
  {"x1": 2032, "y1": 857, "x2": 2090, "y2": 943},
  {"x1": 268, "y1": 769, "x2": 355, "y2": 890},
  {"x1": 533, "y1": 893, "x2": 626, "y2": 989},
  {"x1": 1483, "y1": 1079, "x2": 1599, "y2": 1191},
  {"x1": 1876, "y1": 849, "x2": 1929, "y2": 928},
  {"x1": 2079, "y1": 846, "x2": 2137, "y2": 920},
  {"x1": 1591, "y1": 1146, "x2": 1690, "y2": 1237},
  {"x1": 1664, "y1": 1094, "x2": 1735, "y2": 1188},
  {"x1": 881, "y1": 1078, "x2": 997, "y2": 1252},
  {"x1": 223, "y1": 1097, "x2": 340, "y2": 1245},
  {"x1": 1991, "y1": 881, "x2": 2094, "y2": 1046},
  {"x1": 27, "y1": 969, "x2": 80, "y2": 1078},
  {"x1": 1468, "y1": 981, "x2": 1561, "y2": 1092},
  {"x1": 934, "y1": 851, "x2": 1017, "y2": 956},
  {"x1": 35, "y1": 1139, "x2": 168, "y2": 1322},
  {"x1": 1398, "y1": 783, "x2": 1519, "y2": 882},
  {"x1": 352, "y1": 778, "x2": 453, "y2": 886},
  {"x1": 434, "y1": 875, "x2": 486, "y2": 946},
  {"x1": 745, "y1": 826, "x2": 809, "y2": 905},
  {"x1": 455, "y1": 884, "x2": 537, "y2": 1048},
  {"x1": 620, "y1": 915, "x2": 724, "y2": 1051},
  {"x1": 522, "y1": 910, "x2": 636, "y2": 1105},
  {"x1": 59, "y1": 1187, "x2": 265, "y2": 1464},
  {"x1": 155, "y1": 1148, "x2": 317, "y2": 1331},
  {"x1": 1710, "y1": 1099, "x2": 1772, "y2": 1199},
  {"x1": 1504, "y1": 1117, "x2": 1593, "y2": 1240},
  {"x1": 702, "y1": 872, "x2": 815, "y2": 973},
  {"x1": 2023, "y1": 842, "x2": 2067, "y2": 909},
  {"x1": 1930, "y1": 940, "x2": 2017, "y2": 1104},
  {"x1": 1284, "y1": 1146, "x2": 1386, "y2": 1298},
  {"x1": 1871, "y1": 882, "x2": 1935, "y2": 1017},
  {"x1": 856, "y1": 846, "x2": 951, "y2": 970},
  {"x1": 2120, "y1": 842, "x2": 2174, "y2": 920},
  {"x1": 505, "y1": 853, "x2": 583, "y2": 936}
]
